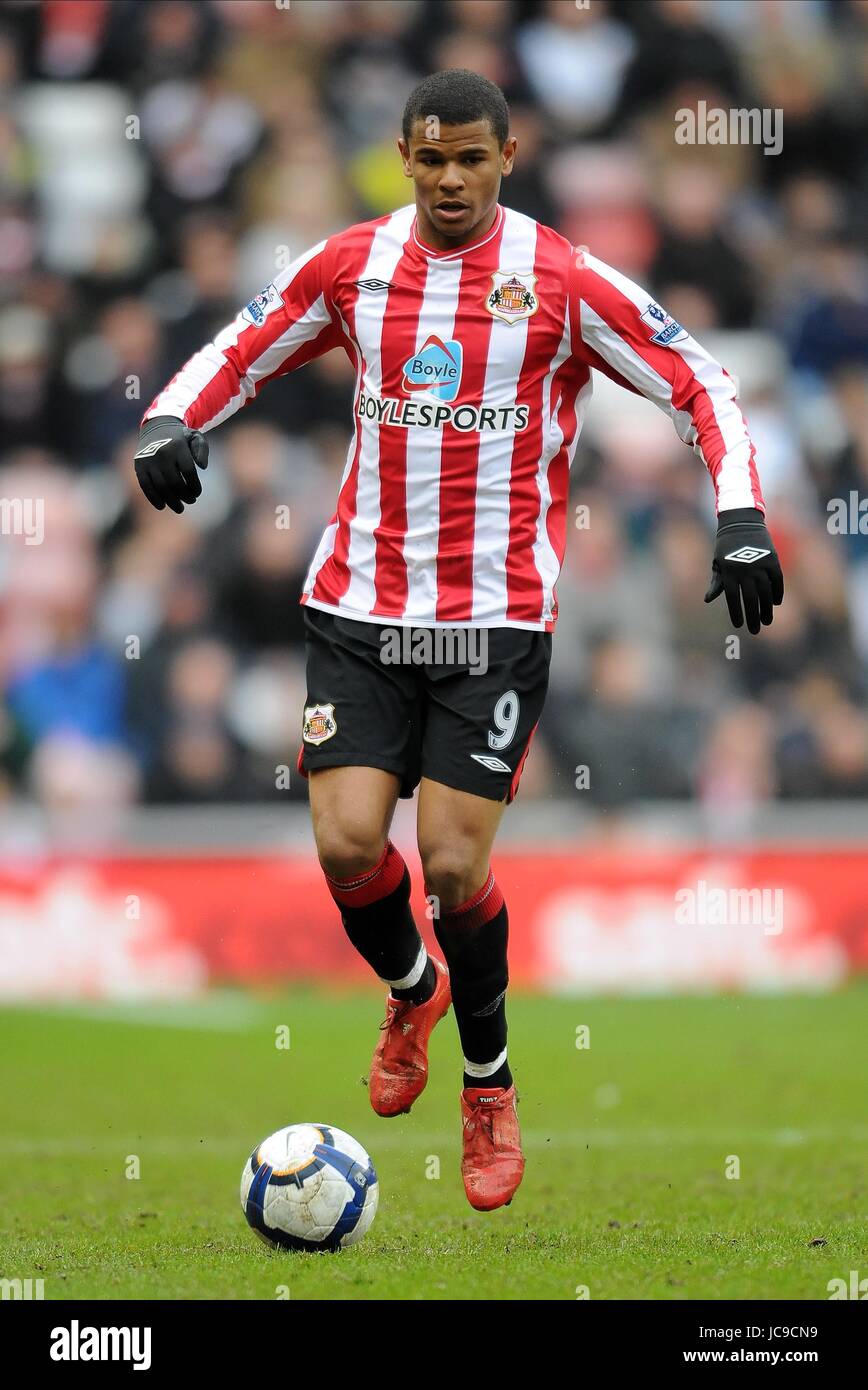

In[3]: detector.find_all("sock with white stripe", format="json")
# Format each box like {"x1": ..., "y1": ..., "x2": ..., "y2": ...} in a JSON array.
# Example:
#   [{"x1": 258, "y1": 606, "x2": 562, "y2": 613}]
[
  {"x1": 431, "y1": 870, "x2": 513, "y2": 1092},
  {"x1": 324, "y1": 841, "x2": 435, "y2": 1006}
]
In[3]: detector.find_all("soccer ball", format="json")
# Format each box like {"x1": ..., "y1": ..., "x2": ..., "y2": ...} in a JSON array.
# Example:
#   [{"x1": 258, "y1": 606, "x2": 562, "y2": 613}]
[{"x1": 240, "y1": 1123, "x2": 379, "y2": 1252}]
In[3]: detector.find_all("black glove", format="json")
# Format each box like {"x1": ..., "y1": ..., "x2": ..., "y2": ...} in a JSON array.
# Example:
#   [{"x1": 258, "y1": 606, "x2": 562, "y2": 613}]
[
  {"x1": 704, "y1": 507, "x2": 784, "y2": 635},
  {"x1": 133, "y1": 415, "x2": 209, "y2": 514}
]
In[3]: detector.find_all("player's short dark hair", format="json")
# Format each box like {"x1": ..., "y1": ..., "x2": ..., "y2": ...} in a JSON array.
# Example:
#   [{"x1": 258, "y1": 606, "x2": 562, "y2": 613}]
[{"x1": 402, "y1": 69, "x2": 509, "y2": 148}]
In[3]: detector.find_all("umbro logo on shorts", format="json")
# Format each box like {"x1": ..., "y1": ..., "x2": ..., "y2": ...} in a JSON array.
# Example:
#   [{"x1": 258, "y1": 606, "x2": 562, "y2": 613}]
[
  {"x1": 134, "y1": 438, "x2": 173, "y2": 458},
  {"x1": 724, "y1": 546, "x2": 771, "y2": 563},
  {"x1": 470, "y1": 753, "x2": 511, "y2": 773},
  {"x1": 355, "y1": 278, "x2": 393, "y2": 292}
]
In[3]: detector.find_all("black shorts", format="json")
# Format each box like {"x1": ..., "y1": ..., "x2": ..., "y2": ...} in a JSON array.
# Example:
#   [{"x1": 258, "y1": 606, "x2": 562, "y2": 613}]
[{"x1": 296, "y1": 607, "x2": 552, "y2": 804}]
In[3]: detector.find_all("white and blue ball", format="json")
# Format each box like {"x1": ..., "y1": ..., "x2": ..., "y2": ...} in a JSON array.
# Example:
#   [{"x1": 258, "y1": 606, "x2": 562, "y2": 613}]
[{"x1": 241, "y1": 1124, "x2": 378, "y2": 1252}]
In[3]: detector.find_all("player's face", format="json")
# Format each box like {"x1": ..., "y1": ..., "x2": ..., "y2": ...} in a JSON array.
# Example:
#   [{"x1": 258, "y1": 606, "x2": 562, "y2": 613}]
[{"x1": 399, "y1": 119, "x2": 515, "y2": 250}]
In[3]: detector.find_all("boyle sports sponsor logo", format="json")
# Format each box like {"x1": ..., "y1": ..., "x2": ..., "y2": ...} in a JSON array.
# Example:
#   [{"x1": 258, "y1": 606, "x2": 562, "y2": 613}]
[
  {"x1": 402, "y1": 335, "x2": 463, "y2": 401},
  {"x1": 369, "y1": 331, "x2": 526, "y2": 429},
  {"x1": 357, "y1": 392, "x2": 529, "y2": 433}
]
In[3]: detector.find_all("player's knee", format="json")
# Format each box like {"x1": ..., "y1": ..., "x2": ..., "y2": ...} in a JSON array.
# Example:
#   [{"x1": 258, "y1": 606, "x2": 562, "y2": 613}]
[
  {"x1": 315, "y1": 820, "x2": 387, "y2": 882},
  {"x1": 421, "y1": 847, "x2": 485, "y2": 913}
]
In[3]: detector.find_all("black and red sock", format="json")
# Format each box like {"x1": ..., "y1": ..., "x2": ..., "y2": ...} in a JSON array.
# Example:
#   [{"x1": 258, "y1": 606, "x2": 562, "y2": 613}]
[
  {"x1": 431, "y1": 869, "x2": 512, "y2": 1092},
  {"x1": 324, "y1": 841, "x2": 435, "y2": 1005}
]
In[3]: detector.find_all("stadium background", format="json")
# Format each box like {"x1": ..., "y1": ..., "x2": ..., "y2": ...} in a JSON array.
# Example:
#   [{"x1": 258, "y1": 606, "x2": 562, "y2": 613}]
[{"x1": 0, "y1": 0, "x2": 866, "y2": 996}]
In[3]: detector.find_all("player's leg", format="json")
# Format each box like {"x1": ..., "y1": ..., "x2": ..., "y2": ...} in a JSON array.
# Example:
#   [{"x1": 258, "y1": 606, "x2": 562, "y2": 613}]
[
  {"x1": 417, "y1": 777, "x2": 523, "y2": 1210},
  {"x1": 417, "y1": 779, "x2": 511, "y2": 1091},
  {"x1": 299, "y1": 608, "x2": 451, "y2": 1115},
  {"x1": 416, "y1": 626, "x2": 551, "y2": 1208},
  {"x1": 309, "y1": 764, "x2": 432, "y2": 1002},
  {"x1": 310, "y1": 767, "x2": 451, "y2": 1116},
  {"x1": 417, "y1": 627, "x2": 549, "y2": 1092}
]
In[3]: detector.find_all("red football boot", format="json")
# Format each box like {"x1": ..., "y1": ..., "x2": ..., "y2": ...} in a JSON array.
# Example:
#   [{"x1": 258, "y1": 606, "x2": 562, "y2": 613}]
[
  {"x1": 460, "y1": 1083, "x2": 525, "y2": 1211},
  {"x1": 368, "y1": 957, "x2": 451, "y2": 1117}
]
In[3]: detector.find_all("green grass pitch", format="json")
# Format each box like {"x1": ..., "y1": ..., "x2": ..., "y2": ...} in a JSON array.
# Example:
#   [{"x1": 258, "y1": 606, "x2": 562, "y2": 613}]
[{"x1": 1, "y1": 986, "x2": 865, "y2": 1300}]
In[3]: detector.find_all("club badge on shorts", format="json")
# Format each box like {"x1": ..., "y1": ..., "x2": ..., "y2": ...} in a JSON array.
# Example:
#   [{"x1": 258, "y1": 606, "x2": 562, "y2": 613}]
[
  {"x1": 303, "y1": 702, "x2": 337, "y2": 745},
  {"x1": 486, "y1": 271, "x2": 539, "y2": 325}
]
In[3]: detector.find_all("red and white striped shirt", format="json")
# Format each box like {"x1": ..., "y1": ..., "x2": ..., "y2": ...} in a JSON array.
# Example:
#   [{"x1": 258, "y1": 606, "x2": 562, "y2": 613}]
[{"x1": 144, "y1": 202, "x2": 764, "y2": 631}]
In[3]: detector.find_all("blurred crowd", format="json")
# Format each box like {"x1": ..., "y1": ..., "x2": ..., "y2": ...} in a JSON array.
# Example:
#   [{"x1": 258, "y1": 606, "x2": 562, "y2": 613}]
[{"x1": 1, "y1": 0, "x2": 867, "y2": 821}]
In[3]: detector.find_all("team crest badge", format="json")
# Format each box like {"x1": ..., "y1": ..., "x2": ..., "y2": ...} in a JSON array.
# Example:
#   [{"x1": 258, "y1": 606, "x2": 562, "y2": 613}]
[
  {"x1": 486, "y1": 271, "x2": 539, "y2": 325},
  {"x1": 303, "y1": 702, "x2": 337, "y2": 745}
]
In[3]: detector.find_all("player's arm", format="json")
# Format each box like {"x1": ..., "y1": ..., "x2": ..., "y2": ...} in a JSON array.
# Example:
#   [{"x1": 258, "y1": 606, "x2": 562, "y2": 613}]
[
  {"x1": 134, "y1": 239, "x2": 341, "y2": 513},
  {"x1": 569, "y1": 249, "x2": 784, "y2": 633}
]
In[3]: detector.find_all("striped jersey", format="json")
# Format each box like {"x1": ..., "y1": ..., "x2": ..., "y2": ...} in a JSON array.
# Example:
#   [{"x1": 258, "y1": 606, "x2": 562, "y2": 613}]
[{"x1": 143, "y1": 202, "x2": 765, "y2": 631}]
